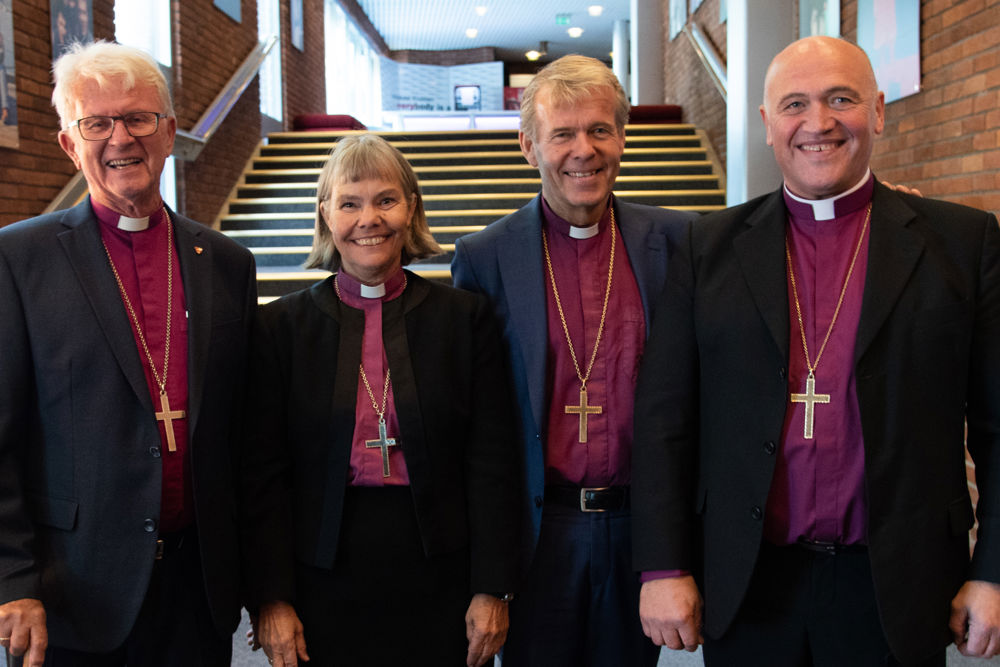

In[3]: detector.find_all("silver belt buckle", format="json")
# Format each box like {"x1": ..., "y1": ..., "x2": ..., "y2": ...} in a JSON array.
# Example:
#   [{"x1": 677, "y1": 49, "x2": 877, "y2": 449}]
[{"x1": 580, "y1": 486, "x2": 609, "y2": 512}]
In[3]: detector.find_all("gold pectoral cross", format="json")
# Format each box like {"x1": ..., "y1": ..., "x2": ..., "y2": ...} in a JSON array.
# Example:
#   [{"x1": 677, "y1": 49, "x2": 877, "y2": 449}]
[
  {"x1": 790, "y1": 372, "x2": 830, "y2": 440},
  {"x1": 155, "y1": 391, "x2": 185, "y2": 452},
  {"x1": 565, "y1": 387, "x2": 602, "y2": 443},
  {"x1": 365, "y1": 417, "x2": 398, "y2": 477}
]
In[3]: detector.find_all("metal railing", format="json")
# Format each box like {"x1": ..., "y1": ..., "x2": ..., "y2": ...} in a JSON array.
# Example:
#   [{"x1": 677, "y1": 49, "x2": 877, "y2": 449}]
[{"x1": 683, "y1": 23, "x2": 727, "y2": 101}]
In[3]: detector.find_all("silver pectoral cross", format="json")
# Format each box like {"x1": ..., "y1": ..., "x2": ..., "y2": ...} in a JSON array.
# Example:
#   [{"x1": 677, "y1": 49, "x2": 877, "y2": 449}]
[
  {"x1": 365, "y1": 417, "x2": 398, "y2": 477},
  {"x1": 789, "y1": 371, "x2": 830, "y2": 440}
]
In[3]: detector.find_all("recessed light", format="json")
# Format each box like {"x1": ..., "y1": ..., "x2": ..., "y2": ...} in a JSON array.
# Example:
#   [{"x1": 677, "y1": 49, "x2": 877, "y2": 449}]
[
  {"x1": 465, "y1": 28, "x2": 479, "y2": 38},
  {"x1": 475, "y1": 6, "x2": 487, "y2": 16},
  {"x1": 567, "y1": 26, "x2": 584, "y2": 38},
  {"x1": 526, "y1": 50, "x2": 542, "y2": 61},
  {"x1": 588, "y1": 5, "x2": 603, "y2": 16}
]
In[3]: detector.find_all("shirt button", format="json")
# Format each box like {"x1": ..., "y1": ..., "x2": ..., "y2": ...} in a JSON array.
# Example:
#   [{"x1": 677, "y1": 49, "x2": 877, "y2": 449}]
[
  {"x1": 750, "y1": 506, "x2": 763, "y2": 521},
  {"x1": 143, "y1": 518, "x2": 157, "y2": 533},
  {"x1": 763, "y1": 441, "x2": 776, "y2": 455},
  {"x1": 149, "y1": 446, "x2": 161, "y2": 458},
  {"x1": 778, "y1": 367, "x2": 787, "y2": 380}
]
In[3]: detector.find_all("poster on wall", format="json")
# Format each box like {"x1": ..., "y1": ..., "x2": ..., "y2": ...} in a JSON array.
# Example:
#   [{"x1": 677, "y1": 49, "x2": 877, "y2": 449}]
[
  {"x1": 857, "y1": 0, "x2": 920, "y2": 103},
  {"x1": 0, "y1": 0, "x2": 18, "y2": 149},
  {"x1": 50, "y1": 0, "x2": 93, "y2": 60},
  {"x1": 799, "y1": 0, "x2": 840, "y2": 37},
  {"x1": 380, "y1": 59, "x2": 503, "y2": 113},
  {"x1": 291, "y1": 0, "x2": 304, "y2": 51},
  {"x1": 214, "y1": 0, "x2": 241, "y2": 23}
]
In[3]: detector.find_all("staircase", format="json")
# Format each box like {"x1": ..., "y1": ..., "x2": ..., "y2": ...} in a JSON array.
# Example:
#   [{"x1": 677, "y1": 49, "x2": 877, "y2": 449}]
[{"x1": 218, "y1": 126, "x2": 726, "y2": 303}]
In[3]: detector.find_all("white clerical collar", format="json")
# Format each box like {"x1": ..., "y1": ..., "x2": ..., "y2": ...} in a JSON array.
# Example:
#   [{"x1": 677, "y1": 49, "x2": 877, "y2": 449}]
[
  {"x1": 359, "y1": 282, "x2": 386, "y2": 299},
  {"x1": 783, "y1": 170, "x2": 872, "y2": 221},
  {"x1": 568, "y1": 223, "x2": 600, "y2": 239},
  {"x1": 117, "y1": 215, "x2": 151, "y2": 232}
]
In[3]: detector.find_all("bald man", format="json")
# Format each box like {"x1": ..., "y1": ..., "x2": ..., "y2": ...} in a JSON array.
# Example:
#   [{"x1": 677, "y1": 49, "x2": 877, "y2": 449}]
[{"x1": 631, "y1": 36, "x2": 1000, "y2": 666}]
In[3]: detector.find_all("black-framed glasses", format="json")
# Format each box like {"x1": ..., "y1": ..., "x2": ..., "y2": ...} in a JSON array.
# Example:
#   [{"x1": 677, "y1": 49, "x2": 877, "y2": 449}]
[{"x1": 69, "y1": 112, "x2": 168, "y2": 141}]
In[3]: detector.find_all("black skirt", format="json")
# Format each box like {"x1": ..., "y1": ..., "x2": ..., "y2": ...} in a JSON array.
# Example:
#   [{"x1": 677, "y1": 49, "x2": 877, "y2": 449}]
[{"x1": 294, "y1": 486, "x2": 471, "y2": 666}]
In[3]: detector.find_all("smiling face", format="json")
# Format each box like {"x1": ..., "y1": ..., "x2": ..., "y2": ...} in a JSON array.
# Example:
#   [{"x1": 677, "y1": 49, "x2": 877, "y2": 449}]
[
  {"x1": 323, "y1": 177, "x2": 413, "y2": 285},
  {"x1": 519, "y1": 86, "x2": 626, "y2": 226},
  {"x1": 58, "y1": 78, "x2": 175, "y2": 217},
  {"x1": 760, "y1": 37, "x2": 885, "y2": 200}
]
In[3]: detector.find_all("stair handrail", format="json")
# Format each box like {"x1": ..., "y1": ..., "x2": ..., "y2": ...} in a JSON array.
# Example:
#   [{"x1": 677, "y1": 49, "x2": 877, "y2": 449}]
[
  {"x1": 44, "y1": 35, "x2": 278, "y2": 214},
  {"x1": 683, "y1": 23, "x2": 727, "y2": 101}
]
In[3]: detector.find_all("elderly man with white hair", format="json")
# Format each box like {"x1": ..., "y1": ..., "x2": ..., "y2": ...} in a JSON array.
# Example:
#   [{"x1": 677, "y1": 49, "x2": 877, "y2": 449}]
[{"x1": 0, "y1": 41, "x2": 255, "y2": 665}]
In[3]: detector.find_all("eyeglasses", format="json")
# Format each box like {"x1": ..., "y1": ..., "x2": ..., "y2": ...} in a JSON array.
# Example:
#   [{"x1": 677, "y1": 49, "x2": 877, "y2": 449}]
[{"x1": 69, "y1": 112, "x2": 168, "y2": 141}]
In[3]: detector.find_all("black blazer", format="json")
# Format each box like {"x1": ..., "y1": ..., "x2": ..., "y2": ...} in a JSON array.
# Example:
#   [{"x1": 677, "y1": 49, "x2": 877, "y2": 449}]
[
  {"x1": 632, "y1": 182, "x2": 1000, "y2": 664},
  {"x1": 0, "y1": 199, "x2": 256, "y2": 652},
  {"x1": 241, "y1": 272, "x2": 520, "y2": 609}
]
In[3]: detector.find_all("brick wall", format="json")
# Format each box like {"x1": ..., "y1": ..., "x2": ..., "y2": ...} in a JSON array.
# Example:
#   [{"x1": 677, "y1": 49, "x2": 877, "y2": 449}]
[
  {"x1": 858, "y1": 0, "x2": 1000, "y2": 217},
  {"x1": 1, "y1": 0, "x2": 325, "y2": 229},
  {"x1": 391, "y1": 47, "x2": 497, "y2": 66},
  {"x1": 281, "y1": 0, "x2": 326, "y2": 125},
  {"x1": 661, "y1": 0, "x2": 727, "y2": 166}
]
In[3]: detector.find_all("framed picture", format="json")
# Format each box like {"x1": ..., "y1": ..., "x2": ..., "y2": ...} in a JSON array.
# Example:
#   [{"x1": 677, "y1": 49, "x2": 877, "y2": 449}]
[
  {"x1": 50, "y1": 0, "x2": 94, "y2": 60},
  {"x1": 214, "y1": 0, "x2": 241, "y2": 23},
  {"x1": 799, "y1": 0, "x2": 840, "y2": 37},
  {"x1": 290, "y1": 0, "x2": 304, "y2": 51},
  {"x1": 857, "y1": 0, "x2": 920, "y2": 103},
  {"x1": 0, "y1": 0, "x2": 18, "y2": 149}
]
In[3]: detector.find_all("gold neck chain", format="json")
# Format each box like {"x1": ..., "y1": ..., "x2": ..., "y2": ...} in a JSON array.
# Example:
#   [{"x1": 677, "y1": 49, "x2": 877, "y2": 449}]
[
  {"x1": 785, "y1": 203, "x2": 872, "y2": 376},
  {"x1": 101, "y1": 208, "x2": 174, "y2": 395},
  {"x1": 542, "y1": 207, "x2": 616, "y2": 393}
]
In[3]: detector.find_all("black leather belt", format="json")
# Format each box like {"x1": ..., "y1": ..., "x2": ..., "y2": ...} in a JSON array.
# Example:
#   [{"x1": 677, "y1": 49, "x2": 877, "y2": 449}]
[
  {"x1": 155, "y1": 528, "x2": 192, "y2": 560},
  {"x1": 795, "y1": 538, "x2": 867, "y2": 555},
  {"x1": 545, "y1": 485, "x2": 630, "y2": 512}
]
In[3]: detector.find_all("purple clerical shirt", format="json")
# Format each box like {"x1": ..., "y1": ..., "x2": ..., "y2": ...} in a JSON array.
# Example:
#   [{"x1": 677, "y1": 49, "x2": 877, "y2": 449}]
[
  {"x1": 763, "y1": 175, "x2": 874, "y2": 546},
  {"x1": 541, "y1": 196, "x2": 645, "y2": 487},
  {"x1": 94, "y1": 199, "x2": 193, "y2": 533},
  {"x1": 336, "y1": 268, "x2": 410, "y2": 486}
]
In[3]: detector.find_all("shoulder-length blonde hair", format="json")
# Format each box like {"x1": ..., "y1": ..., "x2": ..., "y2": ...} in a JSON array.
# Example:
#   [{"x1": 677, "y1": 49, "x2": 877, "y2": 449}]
[{"x1": 305, "y1": 134, "x2": 441, "y2": 271}]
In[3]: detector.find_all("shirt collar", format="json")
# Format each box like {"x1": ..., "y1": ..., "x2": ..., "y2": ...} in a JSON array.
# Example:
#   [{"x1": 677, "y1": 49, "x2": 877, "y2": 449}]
[
  {"x1": 541, "y1": 195, "x2": 614, "y2": 239},
  {"x1": 91, "y1": 198, "x2": 168, "y2": 232},
  {"x1": 782, "y1": 171, "x2": 874, "y2": 221}
]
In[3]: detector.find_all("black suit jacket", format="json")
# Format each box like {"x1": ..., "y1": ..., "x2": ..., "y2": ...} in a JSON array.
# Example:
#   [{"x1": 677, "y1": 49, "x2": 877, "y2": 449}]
[
  {"x1": 632, "y1": 182, "x2": 1000, "y2": 664},
  {"x1": 241, "y1": 272, "x2": 520, "y2": 609},
  {"x1": 0, "y1": 199, "x2": 256, "y2": 651}
]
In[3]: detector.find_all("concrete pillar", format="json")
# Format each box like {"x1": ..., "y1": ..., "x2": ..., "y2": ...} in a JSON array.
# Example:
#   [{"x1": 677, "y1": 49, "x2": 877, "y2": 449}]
[
  {"x1": 613, "y1": 19, "x2": 630, "y2": 99},
  {"x1": 726, "y1": 0, "x2": 795, "y2": 205},
  {"x1": 629, "y1": 0, "x2": 663, "y2": 104}
]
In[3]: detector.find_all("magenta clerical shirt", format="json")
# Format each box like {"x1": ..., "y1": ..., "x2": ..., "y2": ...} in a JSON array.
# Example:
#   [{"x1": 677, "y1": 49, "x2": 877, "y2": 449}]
[
  {"x1": 541, "y1": 196, "x2": 645, "y2": 487},
  {"x1": 93, "y1": 199, "x2": 193, "y2": 533},
  {"x1": 336, "y1": 268, "x2": 410, "y2": 487},
  {"x1": 763, "y1": 174, "x2": 874, "y2": 546}
]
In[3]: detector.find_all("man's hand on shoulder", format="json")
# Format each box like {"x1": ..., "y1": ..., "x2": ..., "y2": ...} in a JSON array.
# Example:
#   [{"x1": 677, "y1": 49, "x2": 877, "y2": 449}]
[
  {"x1": 950, "y1": 579, "x2": 1000, "y2": 658},
  {"x1": 639, "y1": 575, "x2": 703, "y2": 652},
  {"x1": 0, "y1": 598, "x2": 47, "y2": 666}
]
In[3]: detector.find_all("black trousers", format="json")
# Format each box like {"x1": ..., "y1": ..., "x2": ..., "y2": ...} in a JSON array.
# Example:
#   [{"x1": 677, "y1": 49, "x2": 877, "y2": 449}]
[
  {"x1": 703, "y1": 542, "x2": 946, "y2": 667},
  {"x1": 40, "y1": 530, "x2": 231, "y2": 667}
]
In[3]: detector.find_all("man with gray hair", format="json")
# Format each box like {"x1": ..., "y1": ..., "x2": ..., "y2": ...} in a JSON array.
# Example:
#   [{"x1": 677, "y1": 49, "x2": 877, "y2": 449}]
[
  {"x1": 0, "y1": 41, "x2": 255, "y2": 665},
  {"x1": 452, "y1": 54, "x2": 695, "y2": 664}
]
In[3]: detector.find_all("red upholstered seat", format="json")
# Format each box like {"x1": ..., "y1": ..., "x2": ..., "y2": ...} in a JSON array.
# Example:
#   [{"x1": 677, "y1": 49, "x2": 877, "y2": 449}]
[
  {"x1": 627, "y1": 105, "x2": 683, "y2": 124},
  {"x1": 292, "y1": 114, "x2": 367, "y2": 131}
]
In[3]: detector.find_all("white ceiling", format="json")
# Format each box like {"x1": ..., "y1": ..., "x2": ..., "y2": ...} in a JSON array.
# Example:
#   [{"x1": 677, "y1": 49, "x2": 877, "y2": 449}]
[{"x1": 354, "y1": 0, "x2": 631, "y2": 62}]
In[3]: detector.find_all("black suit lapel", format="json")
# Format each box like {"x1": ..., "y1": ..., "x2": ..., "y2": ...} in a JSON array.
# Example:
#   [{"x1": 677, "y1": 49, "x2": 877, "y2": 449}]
[
  {"x1": 174, "y1": 214, "x2": 211, "y2": 433},
  {"x1": 855, "y1": 184, "x2": 924, "y2": 363},
  {"x1": 57, "y1": 204, "x2": 152, "y2": 410},
  {"x1": 732, "y1": 191, "x2": 791, "y2": 364}
]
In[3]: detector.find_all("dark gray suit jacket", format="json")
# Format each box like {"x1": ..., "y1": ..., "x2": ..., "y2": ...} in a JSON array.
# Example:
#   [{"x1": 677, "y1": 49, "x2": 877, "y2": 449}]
[
  {"x1": 0, "y1": 199, "x2": 256, "y2": 651},
  {"x1": 632, "y1": 182, "x2": 1000, "y2": 664},
  {"x1": 452, "y1": 194, "x2": 695, "y2": 571}
]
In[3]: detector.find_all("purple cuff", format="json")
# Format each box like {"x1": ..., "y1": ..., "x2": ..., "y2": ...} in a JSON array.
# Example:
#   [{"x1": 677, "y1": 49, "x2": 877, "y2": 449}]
[{"x1": 640, "y1": 569, "x2": 689, "y2": 583}]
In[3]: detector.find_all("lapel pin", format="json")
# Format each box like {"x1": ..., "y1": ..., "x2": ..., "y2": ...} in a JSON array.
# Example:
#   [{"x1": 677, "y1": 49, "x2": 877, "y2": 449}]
[{"x1": 194, "y1": 246, "x2": 204, "y2": 255}]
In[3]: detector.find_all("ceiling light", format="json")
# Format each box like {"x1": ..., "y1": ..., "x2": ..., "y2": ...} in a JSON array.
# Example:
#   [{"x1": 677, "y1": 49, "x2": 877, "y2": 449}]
[
  {"x1": 588, "y1": 5, "x2": 603, "y2": 16},
  {"x1": 475, "y1": 6, "x2": 487, "y2": 16},
  {"x1": 525, "y1": 40, "x2": 548, "y2": 61},
  {"x1": 567, "y1": 26, "x2": 584, "y2": 38},
  {"x1": 465, "y1": 28, "x2": 479, "y2": 38}
]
